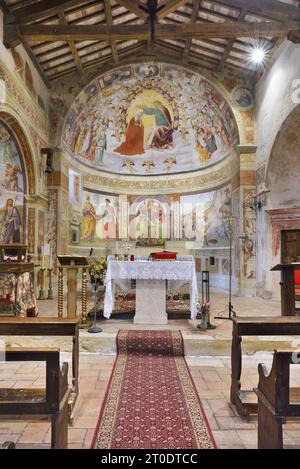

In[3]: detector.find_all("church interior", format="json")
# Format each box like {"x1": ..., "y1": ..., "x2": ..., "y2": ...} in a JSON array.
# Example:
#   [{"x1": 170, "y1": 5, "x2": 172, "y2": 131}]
[{"x1": 0, "y1": 0, "x2": 300, "y2": 451}]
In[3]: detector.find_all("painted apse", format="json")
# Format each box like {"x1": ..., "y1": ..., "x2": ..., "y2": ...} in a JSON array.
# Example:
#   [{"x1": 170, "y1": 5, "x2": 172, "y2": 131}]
[
  {"x1": 0, "y1": 121, "x2": 26, "y2": 244},
  {"x1": 63, "y1": 62, "x2": 257, "y2": 295},
  {"x1": 62, "y1": 63, "x2": 238, "y2": 177}
]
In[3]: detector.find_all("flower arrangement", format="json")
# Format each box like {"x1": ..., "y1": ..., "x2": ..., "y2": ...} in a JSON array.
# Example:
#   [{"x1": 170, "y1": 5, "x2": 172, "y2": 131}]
[
  {"x1": 197, "y1": 300, "x2": 216, "y2": 330},
  {"x1": 89, "y1": 256, "x2": 107, "y2": 284}
]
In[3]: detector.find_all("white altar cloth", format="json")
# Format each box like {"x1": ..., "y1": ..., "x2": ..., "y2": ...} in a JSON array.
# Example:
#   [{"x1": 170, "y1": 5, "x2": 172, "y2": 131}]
[{"x1": 103, "y1": 260, "x2": 199, "y2": 320}]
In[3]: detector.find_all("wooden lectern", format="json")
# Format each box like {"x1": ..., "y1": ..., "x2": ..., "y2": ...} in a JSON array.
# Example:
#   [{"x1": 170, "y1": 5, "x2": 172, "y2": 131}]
[
  {"x1": 271, "y1": 263, "x2": 300, "y2": 316},
  {"x1": 57, "y1": 256, "x2": 89, "y2": 321}
]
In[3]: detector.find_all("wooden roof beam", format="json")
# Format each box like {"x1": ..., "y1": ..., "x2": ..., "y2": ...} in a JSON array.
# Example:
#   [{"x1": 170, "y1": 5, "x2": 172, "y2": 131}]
[
  {"x1": 58, "y1": 9, "x2": 86, "y2": 80},
  {"x1": 117, "y1": 0, "x2": 148, "y2": 21},
  {"x1": 156, "y1": 0, "x2": 190, "y2": 20},
  {"x1": 183, "y1": 0, "x2": 202, "y2": 60},
  {"x1": 212, "y1": 0, "x2": 300, "y2": 22},
  {"x1": 7, "y1": 0, "x2": 95, "y2": 24},
  {"x1": 6, "y1": 20, "x2": 300, "y2": 44},
  {"x1": 104, "y1": 0, "x2": 119, "y2": 64},
  {"x1": 216, "y1": 6, "x2": 248, "y2": 73}
]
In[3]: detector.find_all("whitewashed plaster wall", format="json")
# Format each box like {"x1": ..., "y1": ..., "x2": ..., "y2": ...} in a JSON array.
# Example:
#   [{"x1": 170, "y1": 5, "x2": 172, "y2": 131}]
[
  {"x1": 256, "y1": 40, "x2": 300, "y2": 170},
  {"x1": 255, "y1": 39, "x2": 300, "y2": 299}
]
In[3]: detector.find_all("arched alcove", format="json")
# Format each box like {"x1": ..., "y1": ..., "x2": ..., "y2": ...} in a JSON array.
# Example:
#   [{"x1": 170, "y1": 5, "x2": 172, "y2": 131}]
[
  {"x1": 0, "y1": 111, "x2": 36, "y2": 244},
  {"x1": 267, "y1": 104, "x2": 300, "y2": 208}
]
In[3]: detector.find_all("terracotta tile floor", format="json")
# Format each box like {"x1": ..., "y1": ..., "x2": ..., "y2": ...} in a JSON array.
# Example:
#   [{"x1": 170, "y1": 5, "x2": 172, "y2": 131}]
[
  {"x1": 0, "y1": 352, "x2": 300, "y2": 449},
  {"x1": 1, "y1": 288, "x2": 300, "y2": 449}
]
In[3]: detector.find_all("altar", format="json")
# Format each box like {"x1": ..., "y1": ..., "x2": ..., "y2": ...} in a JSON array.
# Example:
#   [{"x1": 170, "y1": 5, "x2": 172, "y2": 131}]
[{"x1": 104, "y1": 260, "x2": 198, "y2": 324}]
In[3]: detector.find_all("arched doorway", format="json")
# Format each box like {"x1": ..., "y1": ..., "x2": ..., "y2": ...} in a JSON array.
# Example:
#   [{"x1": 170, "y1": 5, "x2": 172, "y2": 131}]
[{"x1": 265, "y1": 104, "x2": 300, "y2": 299}]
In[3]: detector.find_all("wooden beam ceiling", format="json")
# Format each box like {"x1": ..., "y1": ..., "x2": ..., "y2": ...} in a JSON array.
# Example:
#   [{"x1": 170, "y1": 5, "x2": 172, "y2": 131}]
[
  {"x1": 10, "y1": 0, "x2": 91, "y2": 23},
  {"x1": 216, "y1": 6, "x2": 247, "y2": 73},
  {"x1": 6, "y1": 20, "x2": 300, "y2": 45},
  {"x1": 3, "y1": 0, "x2": 300, "y2": 83},
  {"x1": 103, "y1": 0, "x2": 119, "y2": 63},
  {"x1": 58, "y1": 9, "x2": 86, "y2": 79},
  {"x1": 156, "y1": 0, "x2": 190, "y2": 20},
  {"x1": 214, "y1": 0, "x2": 300, "y2": 22},
  {"x1": 117, "y1": 0, "x2": 148, "y2": 20},
  {"x1": 183, "y1": 0, "x2": 202, "y2": 60}
]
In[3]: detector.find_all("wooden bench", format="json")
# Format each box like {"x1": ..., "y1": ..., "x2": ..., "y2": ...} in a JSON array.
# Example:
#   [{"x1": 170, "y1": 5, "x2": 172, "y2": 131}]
[
  {"x1": 255, "y1": 350, "x2": 300, "y2": 449},
  {"x1": 231, "y1": 316, "x2": 300, "y2": 419},
  {"x1": 0, "y1": 318, "x2": 79, "y2": 424},
  {"x1": 0, "y1": 348, "x2": 70, "y2": 449}
]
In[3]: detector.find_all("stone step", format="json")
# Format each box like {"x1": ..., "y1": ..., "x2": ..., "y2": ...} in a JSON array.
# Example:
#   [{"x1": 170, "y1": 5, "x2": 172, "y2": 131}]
[{"x1": 1, "y1": 331, "x2": 300, "y2": 357}]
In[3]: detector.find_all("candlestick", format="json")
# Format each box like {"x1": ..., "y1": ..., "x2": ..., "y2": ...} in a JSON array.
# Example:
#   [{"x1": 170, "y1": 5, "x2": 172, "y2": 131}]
[
  {"x1": 47, "y1": 268, "x2": 54, "y2": 300},
  {"x1": 38, "y1": 268, "x2": 45, "y2": 300},
  {"x1": 49, "y1": 247, "x2": 53, "y2": 269}
]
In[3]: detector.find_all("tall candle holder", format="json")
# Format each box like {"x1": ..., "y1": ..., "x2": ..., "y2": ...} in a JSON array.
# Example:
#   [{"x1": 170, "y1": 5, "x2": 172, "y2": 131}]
[
  {"x1": 88, "y1": 282, "x2": 102, "y2": 334},
  {"x1": 47, "y1": 268, "x2": 54, "y2": 300},
  {"x1": 58, "y1": 267, "x2": 64, "y2": 318},
  {"x1": 38, "y1": 268, "x2": 46, "y2": 300}
]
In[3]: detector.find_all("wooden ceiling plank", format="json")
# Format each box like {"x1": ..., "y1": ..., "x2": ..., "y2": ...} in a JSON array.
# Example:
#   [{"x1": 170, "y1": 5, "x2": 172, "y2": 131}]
[
  {"x1": 211, "y1": 0, "x2": 300, "y2": 22},
  {"x1": 117, "y1": 0, "x2": 148, "y2": 20},
  {"x1": 156, "y1": 0, "x2": 190, "y2": 20},
  {"x1": 31, "y1": 7, "x2": 140, "y2": 51},
  {"x1": 216, "y1": 6, "x2": 247, "y2": 73},
  {"x1": 9, "y1": 20, "x2": 300, "y2": 43},
  {"x1": 10, "y1": 0, "x2": 92, "y2": 23},
  {"x1": 58, "y1": 9, "x2": 86, "y2": 79},
  {"x1": 183, "y1": 0, "x2": 202, "y2": 59},
  {"x1": 104, "y1": 0, "x2": 119, "y2": 64}
]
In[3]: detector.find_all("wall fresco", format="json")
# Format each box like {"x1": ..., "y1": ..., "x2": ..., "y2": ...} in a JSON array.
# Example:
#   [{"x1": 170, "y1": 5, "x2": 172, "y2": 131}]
[
  {"x1": 70, "y1": 183, "x2": 232, "y2": 247},
  {"x1": 0, "y1": 121, "x2": 26, "y2": 244},
  {"x1": 62, "y1": 63, "x2": 239, "y2": 176}
]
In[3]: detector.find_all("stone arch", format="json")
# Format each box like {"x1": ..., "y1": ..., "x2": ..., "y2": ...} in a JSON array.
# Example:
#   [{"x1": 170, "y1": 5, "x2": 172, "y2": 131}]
[
  {"x1": 266, "y1": 104, "x2": 300, "y2": 208},
  {"x1": 0, "y1": 106, "x2": 37, "y2": 195}
]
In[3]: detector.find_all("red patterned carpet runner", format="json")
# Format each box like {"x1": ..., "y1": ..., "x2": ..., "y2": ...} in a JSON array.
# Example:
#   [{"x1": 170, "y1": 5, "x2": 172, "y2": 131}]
[{"x1": 91, "y1": 330, "x2": 216, "y2": 449}]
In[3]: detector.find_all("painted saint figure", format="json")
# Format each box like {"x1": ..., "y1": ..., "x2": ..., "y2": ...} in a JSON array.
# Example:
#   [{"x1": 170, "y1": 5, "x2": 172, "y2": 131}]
[
  {"x1": 114, "y1": 110, "x2": 144, "y2": 156},
  {"x1": 1, "y1": 198, "x2": 21, "y2": 244},
  {"x1": 143, "y1": 101, "x2": 173, "y2": 149},
  {"x1": 98, "y1": 199, "x2": 116, "y2": 240},
  {"x1": 82, "y1": 195, "x2": 97, "y2": 242},
  {"x1": 95, "y1": 124, "x2": 107, "y2": 165},
  {"x1": 2, "y1": 163, "x2": 22, "y2": 192}
]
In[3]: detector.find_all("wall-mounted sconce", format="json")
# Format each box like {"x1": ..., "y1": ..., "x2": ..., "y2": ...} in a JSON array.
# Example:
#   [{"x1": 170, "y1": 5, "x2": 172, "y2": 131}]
[
  {"x1": 249, "y1": 189, "x2": 270, "y2": 211},
  {"x1": 41, "y1": 148, "x2": 54, "y2": 174}
]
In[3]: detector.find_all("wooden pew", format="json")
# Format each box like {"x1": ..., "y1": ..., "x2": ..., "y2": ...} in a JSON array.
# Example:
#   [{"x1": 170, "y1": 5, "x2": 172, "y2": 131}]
[
  {"x1": 230, "y1": 316, "x2": 300, "y2": 419},
  {"x1": 0, "y1": 348, "x2": 70, "y2": 449},
  {"x1": 255, "y1": 350, "x2": 300, "y2": 449},
  {"x1": 0, "y1": 317, "x2": 79, "y2": 424}
]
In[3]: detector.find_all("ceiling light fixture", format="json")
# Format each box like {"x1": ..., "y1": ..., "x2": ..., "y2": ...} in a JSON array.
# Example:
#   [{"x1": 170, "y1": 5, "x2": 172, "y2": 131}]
[{"x1": 251, "y1": 47, "x2": 266, "y2": 64}]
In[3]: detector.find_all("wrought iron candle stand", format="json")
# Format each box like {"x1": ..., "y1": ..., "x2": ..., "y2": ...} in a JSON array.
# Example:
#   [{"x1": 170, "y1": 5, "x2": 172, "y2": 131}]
[
  {"x1": 47, "y1": 268, "x2": 54, "y2": 300},
  {"x1": 38, "y1": 268, "x2": 46, "y2": 300},
  {"x1": 88, "y1": 280, "x2": 102, "y2": 334},
  {"x1": 215, "y1": 215, "x2": 237, "y2": 321}
]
